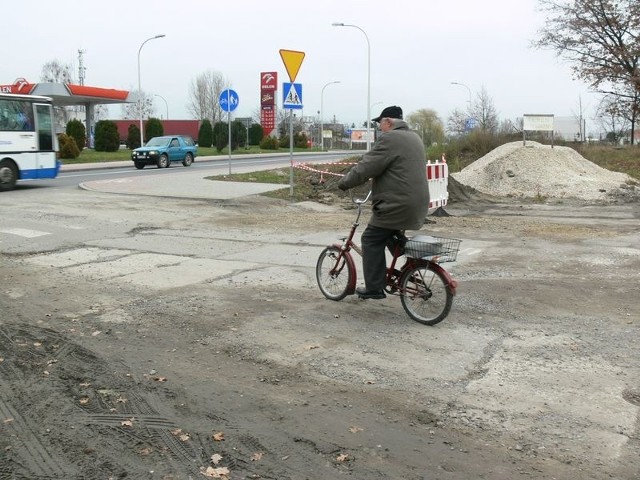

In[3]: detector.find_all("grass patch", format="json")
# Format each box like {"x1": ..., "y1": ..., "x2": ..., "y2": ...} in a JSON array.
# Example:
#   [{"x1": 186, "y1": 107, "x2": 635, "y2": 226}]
[{"x1": 575, "y1": 144, "x2": 640, "y2": 180}]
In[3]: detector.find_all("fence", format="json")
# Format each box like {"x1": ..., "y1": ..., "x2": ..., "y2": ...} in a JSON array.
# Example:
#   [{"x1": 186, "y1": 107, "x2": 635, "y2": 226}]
[{"x1": 293, "y1": 157, "x2": 450, "y2": 211}]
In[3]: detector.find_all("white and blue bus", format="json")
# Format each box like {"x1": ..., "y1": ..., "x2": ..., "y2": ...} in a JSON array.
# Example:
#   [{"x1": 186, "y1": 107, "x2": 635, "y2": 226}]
[{"x1": 0, "y1": 93, "x2": 60, "y2": 191}]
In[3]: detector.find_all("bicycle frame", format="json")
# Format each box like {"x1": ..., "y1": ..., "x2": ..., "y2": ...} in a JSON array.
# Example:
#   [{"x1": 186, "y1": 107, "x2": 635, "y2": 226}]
[
  {"x1": 327, "y1": 198, "x2": 363, "y2": 296},
  {"x1": 402, "y1": 258, "x2": 458, "y2": 296},
  {"x1": 328, "y1": 193, "x2": 457, "y2": 297},
  {"x1": 317, "y1": 189, "x2": 459, "y2": 325}
]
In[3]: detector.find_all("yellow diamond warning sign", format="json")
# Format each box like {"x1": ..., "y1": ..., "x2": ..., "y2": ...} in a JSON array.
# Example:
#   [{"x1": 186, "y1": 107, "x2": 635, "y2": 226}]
[{"x1": 279, "y1": 49, "x2": 305, "y2": 82}]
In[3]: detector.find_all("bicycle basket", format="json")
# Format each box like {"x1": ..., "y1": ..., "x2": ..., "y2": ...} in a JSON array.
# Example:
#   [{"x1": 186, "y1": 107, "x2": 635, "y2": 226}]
[{"x1": 404, "y1": 235, "x2": 461, "y2": 262}]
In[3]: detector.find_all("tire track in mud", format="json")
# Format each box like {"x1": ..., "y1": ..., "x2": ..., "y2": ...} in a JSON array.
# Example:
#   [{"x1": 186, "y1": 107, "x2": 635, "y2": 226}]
[
  {"x1": 0, "y1": 324, "x2": 78, "y2": 478},
  {"x1": 0, "y1": 396, "x2": 74, "y2": 478},
  {"x1": 0, "y1": 322, "x2": 345, "y2": 479},
  {"x1": 0, "y1": 323, "x2": 207, "y2": 478}
]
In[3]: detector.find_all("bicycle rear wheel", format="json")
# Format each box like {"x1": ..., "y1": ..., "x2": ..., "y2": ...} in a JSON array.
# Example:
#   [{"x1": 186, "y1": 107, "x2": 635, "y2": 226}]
[
  {"x1": 400, "y1": 262, "x2": 452, "y2": 325},
  {"x1": 316, "y1": 246, "x2": 352, "y2": 301}
]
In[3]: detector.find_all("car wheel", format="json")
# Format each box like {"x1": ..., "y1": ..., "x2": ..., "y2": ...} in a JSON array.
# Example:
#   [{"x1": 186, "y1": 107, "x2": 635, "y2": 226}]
[
  {"x1": 134, "y1": 161, "x2": 145, "y2": 170},
  {"x1": 182, "y1": 153, "x2": 193, "y2": 167},
  {"x1": 157, "y1": 154, "x2": 169, "y2": 169}
]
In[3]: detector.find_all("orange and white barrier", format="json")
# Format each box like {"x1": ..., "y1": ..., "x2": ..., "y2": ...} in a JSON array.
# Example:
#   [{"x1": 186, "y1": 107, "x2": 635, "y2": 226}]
[
  {"x1": 293, "y1": 157, "x2": 450, "y2": 211},
  {"x1": 426, "y1": 157, "x2": 449, "y2": 210}
]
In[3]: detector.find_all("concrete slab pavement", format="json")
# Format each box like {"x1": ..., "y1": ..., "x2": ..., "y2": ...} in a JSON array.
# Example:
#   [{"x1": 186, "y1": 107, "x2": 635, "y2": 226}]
[
  {"x1": 79, "y1": 171, "x2": 287, "y2": 200},
  {"x1": 66, "y1": 151, "x2": 356, "y2": 200}
]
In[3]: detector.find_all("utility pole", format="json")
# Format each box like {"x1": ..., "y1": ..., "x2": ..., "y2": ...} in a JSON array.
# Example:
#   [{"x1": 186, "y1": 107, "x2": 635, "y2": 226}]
[{"x1": 78, "y1": 49, "x2": 86, "y2": 85}]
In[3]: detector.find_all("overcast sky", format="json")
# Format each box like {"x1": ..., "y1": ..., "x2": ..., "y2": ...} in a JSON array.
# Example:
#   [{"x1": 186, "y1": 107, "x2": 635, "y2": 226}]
[{"x1": 3, "y1": 0, "x2": 597, "y2": 129}]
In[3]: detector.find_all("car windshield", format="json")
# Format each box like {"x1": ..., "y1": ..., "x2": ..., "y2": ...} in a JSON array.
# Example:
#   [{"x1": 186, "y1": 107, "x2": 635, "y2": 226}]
[{"x1": 145, "y1": 137, "x2": 170, "y2": 147}]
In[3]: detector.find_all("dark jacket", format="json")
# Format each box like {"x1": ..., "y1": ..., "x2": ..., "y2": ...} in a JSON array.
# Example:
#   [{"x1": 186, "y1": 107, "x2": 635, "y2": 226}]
[{"x1": 338, "y1": 120, "x2": 430, "y2": 230}]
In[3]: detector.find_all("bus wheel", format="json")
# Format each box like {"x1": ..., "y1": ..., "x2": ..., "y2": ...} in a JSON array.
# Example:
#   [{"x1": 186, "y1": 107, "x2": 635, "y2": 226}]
[{"x1": 0, "y1": 159, "x2": 18, "y2": 191}]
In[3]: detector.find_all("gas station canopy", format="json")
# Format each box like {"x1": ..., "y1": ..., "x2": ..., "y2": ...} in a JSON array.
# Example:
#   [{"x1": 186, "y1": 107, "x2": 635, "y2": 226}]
[{"x1": 0, "y1": 78, "x2": 134, "y2": 106}]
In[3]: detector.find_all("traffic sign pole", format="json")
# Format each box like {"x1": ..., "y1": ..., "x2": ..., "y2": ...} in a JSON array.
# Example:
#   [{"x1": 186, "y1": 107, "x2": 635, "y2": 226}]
[
  {"x1": 228, "y1": 90, "x2": 232, "y2": 174},
  {"x1": 219, "y1": 88, "x2": 239, "y2": 174},
  {"x1": 279, "y1": 50, "x2": 305, "y2": 196},
  {"x1": 289, "y1": 109, "x2": 294, "y2": 196}
]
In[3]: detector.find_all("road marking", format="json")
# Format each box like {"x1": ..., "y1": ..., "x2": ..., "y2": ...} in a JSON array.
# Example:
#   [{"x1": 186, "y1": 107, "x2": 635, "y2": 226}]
[{"x1": 0, "y1": 228, "x2": 51, "y2": 238}]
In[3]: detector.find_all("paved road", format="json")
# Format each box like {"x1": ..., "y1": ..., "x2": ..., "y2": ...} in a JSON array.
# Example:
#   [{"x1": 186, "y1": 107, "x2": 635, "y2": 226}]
[{"x1": 62, "y1": 151, "x2": 356, "y2": 200}]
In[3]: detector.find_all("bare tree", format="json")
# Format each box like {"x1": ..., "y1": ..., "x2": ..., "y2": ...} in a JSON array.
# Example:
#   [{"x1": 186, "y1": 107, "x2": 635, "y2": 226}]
[
  {"x1": 121, "y1": 90, "x2": 155, "y2": 120},
  {"x1": 596, "y1": 92, "x2": 633, "y2": 143},
  {"x1": 187, "y1": 70, "x2": 227, "y2": 124},
  {"x1": 447, "y1": 108, "x2": 468, "y2": 136},
  {"x1": 534, "y1": 0, "x2": 640, "y2": 143},
  {"x1": 277, "y1": 109, "x2": 305, "y2": 138},
  {"x1": 41, "y1": 60, "x2": 73, "y2": 84},
  {"x1": 498, "y1": 118, "x2": 518, "y2": 136},
  {"x1": 250, "y1": 107, "x2": 264, "y2": 125},
  {"x1": 41, "y1": 60, "x2": 74, "y2": 124},
  {"x1": 407, "y1": 108, "x2": 445, "y2": 146},
  {"x1": 470, "y1": 87, "x2": 499, "y2": 133},
  {"x1": 93, "y1": 105, "x2": 109, "y2": 122}
]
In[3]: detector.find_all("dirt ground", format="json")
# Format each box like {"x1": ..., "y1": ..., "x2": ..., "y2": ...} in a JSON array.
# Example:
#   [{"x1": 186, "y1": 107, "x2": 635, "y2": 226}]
[{"x1": 1, "y1": 183, "x2": 639, "y2": 479}]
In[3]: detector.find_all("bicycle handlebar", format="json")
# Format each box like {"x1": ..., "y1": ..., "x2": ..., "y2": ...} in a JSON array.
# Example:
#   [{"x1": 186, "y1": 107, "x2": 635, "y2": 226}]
[{"x1": 350, "y1": 189, "x2": 372, "y2": 205}]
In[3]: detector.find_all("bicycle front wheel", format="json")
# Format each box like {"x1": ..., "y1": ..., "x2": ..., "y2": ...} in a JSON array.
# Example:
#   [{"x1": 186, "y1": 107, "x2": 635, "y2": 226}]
[
  {"x1": 400, "y1": 262, "x2": 453, "y2": 325},
  {"x1": 316, "y1": 246, "x2": 352, "y2": 301}
]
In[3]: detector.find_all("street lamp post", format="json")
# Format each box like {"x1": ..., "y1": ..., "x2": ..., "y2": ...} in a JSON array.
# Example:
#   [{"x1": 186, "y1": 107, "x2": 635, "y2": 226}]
[
  {"x1": 154, "y1": 94, "x2": 169, "y2": 120},
  {"x1": 137, "y1": 34, "x2": 166, "y2": 147},
  {"x1": 451, "y1": 81, "x2": 472, "y2": 108},
  {"x1": 320, "y1": 80, "x2": 340, "y2": 151},
  {"x1": 370, "y1": 101, "x2": 383, "y2": 141},
  {"x1": 332, "y1": 22, "x2": 371, "y2": 151}
]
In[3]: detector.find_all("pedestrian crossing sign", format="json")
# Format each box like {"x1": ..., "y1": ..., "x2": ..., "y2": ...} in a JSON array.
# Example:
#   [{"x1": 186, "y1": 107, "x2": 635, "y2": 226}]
[{"x1": 282, "y1": 82, "x2": 303, "y2": 110}]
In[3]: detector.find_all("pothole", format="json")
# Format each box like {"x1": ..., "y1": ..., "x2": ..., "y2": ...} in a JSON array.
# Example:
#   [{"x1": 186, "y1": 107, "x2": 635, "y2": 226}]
[{"x1": 622, "y1": 388, "x2": 640, "y2": 406}]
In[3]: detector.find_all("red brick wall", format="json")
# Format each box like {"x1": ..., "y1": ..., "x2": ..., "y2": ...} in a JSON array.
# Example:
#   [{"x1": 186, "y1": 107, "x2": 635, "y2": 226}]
[{"x1": 112, "y1": 120, "x2": 200, "y2": 142}]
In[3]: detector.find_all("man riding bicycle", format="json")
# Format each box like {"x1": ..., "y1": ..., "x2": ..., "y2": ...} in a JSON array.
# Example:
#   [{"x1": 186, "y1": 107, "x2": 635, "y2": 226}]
[{"x1": 338, "y1": 105, "x2": 430, "y2": 300}]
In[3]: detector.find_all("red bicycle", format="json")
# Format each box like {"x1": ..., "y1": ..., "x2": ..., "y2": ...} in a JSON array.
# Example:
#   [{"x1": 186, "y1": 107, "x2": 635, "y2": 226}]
[{"x1": 316, "y1": 191, "x2": 460, "y2": 325}]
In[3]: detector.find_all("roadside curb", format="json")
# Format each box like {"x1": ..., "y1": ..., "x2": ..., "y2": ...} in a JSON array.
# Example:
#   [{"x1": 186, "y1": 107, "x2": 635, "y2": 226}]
[{"x1": 60, "y1": 150, "x2": 357, "y2": 173}]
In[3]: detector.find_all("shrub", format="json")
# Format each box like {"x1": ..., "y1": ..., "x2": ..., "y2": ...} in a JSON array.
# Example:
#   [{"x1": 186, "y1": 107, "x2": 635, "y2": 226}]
[
  {"x1": 249, "y1": 124, "x2": 263, "y2": 145},
  {"x1": 294, "y1": 132, "x2": 309, "y2": 149},
  {"x1": 145, "y1": 117, "x2": 163, "y2": 142},
  {"x1": 213, "y1": 121, "x2": 228, "y2": 152},
  {"x1": 278, "y1": 133, "x2": 308, "y2": 149},
  {"x1": 94, "y1": 120, "x2": 120, "y2": 152},
  {"x1": 279, "y1": 135, "x2": 290, "y2": 148},
  {"x1": 65, "y1": 119, "x2": 86, "y2": 150},
  {"x1": 198, "y1": 119, "x2": 213, "y2": 147},
  {"x1": 58, "y1": 133, "x2": 80, "y2": 159},
  {"x1": 231, "y1": 120, "x2": 246, "y2": 150},
  {"x1": 215, "y1": 133, "x2": 226, "y2": 152},
  {"x1": 259, "y1": 136, "x2": 279, "y2": 150},
  {"x1": 127, "y1": 124, "x2": 140, "y2": 149}
]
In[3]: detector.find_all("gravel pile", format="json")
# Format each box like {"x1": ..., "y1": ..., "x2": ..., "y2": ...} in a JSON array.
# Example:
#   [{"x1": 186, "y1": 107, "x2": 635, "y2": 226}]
[{"x1": 452, "y1": 141, "x2": 639, "y2": 202}]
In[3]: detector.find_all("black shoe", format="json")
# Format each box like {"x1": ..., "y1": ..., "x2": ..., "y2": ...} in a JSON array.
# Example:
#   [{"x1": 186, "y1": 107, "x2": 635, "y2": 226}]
[{"x1": 356, "y1": 287, "x2": 386, "y2": 300}]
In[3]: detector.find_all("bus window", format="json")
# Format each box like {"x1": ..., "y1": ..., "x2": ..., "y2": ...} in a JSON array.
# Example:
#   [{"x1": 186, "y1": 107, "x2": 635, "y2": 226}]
[
  {"x1": 19, "y1": 103, "x2": 35, "y2": 131},
  {"x1": 0, "y1": 99, "x2": 35, "y2": 131},
  {"x1": 36, "y1": 104, "x2": 53, "y2": 151}
]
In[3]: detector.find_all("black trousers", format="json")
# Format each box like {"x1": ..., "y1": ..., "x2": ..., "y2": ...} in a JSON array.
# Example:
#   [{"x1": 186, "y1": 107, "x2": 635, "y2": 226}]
[{"x1": 361, "y1": 225, "x2": 402, "y2": 291}]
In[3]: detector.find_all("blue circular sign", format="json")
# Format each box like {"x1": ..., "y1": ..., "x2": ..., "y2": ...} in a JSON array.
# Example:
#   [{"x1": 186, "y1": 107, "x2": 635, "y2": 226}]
[{"x1": 219, "y1": 89, "x2": 239, "y2": 112}]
